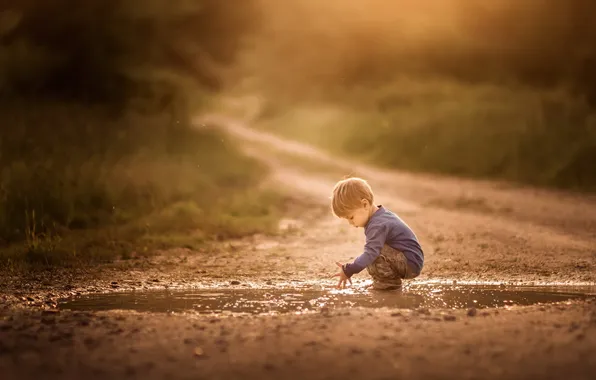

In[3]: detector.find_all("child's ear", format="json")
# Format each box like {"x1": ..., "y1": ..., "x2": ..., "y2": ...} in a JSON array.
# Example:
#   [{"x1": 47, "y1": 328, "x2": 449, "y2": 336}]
[{"x1": 361, "y1": 199, "x2": 370, "y2": 208}]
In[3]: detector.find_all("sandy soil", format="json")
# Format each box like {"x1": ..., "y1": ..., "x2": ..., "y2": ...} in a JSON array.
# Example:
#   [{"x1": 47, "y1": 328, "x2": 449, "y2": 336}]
[{"x1": 1, "y1": 117, "x2": 595, "y2": 380}]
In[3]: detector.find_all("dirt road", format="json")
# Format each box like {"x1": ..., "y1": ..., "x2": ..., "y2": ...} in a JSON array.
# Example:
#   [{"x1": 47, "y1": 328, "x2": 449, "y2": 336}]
[{"x1": 1, "y1": 116, "x2": 595, "y2": 380}]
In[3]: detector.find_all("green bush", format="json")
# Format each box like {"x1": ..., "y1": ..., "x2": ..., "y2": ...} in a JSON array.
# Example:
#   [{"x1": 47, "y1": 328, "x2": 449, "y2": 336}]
[
  {"x1": 0, "y1": 1, "x2": 276, "y2": 266},
  {"x1": 0, "y1": 102, "x2": 282, "y2": 264}
]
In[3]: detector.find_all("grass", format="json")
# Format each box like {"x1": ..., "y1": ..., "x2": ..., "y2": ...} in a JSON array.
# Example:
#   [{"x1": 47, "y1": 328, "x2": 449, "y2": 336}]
[
  {"x1": 247, "y1": 78, "x2": 596, "y2": 192},
  {"x1": 0, "y1": 101, "x2": 285, "y2": 267}
]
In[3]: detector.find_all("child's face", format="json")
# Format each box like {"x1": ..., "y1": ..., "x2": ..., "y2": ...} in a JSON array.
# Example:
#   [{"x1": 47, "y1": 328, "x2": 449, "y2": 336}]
[{"x1": 345, "y1": 200, "x2": 372, "y2": 228}]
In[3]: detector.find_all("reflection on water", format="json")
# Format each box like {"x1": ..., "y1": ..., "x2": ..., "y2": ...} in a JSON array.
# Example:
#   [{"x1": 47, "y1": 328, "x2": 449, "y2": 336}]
[{"x1": 59, "y1": 284, "x2": 596, "y2": 315}]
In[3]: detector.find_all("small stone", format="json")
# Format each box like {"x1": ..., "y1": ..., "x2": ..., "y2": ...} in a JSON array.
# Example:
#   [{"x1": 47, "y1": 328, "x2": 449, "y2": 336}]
[
  {"x1": 41, "y1": 317, "x2": 56, "y2": 325},
  {"x1": 264, "y1": 363, "x2": 275, "y2": 370},
  {"x1": 391, "y1": 312, "x2": 402, "y2": 317},
  {"x1": 193, "y1": 347, "x2": 206, "y2": 358},
  {"x1": 443, "y1": 315, "x2": 457, "y2": 321},
  {"x1": 568, "y1": 322, "x2": 581, "y2": 332},
  {"x1": 111, "y1": 281, "x2": 118, "y2": 285},
  {"x1": 467, "y1": 308, "x2": 477, "y2": 317},
  {"x1": 230, "y1": 280, "x2": 241, "y2": 285},
  {"x1": 83, "y1": 337, "x2": 98, "y2": 347}
]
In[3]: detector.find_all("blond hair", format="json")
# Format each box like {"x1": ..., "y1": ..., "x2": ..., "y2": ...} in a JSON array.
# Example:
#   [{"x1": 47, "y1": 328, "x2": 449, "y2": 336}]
[{"x1": 331, "y1": 177, "x2": 374, "y2": 217}]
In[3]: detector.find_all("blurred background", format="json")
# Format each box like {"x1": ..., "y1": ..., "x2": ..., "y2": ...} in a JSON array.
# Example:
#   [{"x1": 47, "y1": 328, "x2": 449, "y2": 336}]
[
  {"x1": 1, "y1": 0, "x2": 595, "y2": 264},
  {"x1": 233, "y1": 0, "x2": 596, "y2": 191}
]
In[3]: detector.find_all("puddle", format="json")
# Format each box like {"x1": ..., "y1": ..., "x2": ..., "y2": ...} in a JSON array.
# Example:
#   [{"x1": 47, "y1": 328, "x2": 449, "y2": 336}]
[{"x1": 60, "y1": 284, "x2": 596, "y2": 315}]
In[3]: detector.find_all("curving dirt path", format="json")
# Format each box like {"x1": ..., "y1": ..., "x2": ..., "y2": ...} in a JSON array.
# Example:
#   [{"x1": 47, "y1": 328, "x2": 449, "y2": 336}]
[
  {"x1": 202, "y1": 115, "x2": 596, "y2": 285},
  {"x1": 1, "y1": 116, "x2": 595, "y2": 380}
]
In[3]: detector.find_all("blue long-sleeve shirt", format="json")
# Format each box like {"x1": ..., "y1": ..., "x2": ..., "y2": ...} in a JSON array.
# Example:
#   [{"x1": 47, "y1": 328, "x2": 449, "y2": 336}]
[{"x1": 343, "y1": 205, "x2": 424, "y2": 277}]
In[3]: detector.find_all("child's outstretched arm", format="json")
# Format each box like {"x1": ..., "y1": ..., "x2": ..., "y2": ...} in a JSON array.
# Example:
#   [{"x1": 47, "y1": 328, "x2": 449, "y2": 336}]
[{"x1": 331, "y1": 261, "x2": 353, "y2": 289}]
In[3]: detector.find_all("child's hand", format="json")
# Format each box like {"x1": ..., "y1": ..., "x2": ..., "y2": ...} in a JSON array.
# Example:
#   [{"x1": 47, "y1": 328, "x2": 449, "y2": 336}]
[{"x1": 332, "y1": 261, "x2": 353, "y2": 289}]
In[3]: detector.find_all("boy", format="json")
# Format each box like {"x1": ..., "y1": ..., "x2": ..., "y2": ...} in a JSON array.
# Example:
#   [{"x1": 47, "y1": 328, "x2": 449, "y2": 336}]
[{"x1": 331, "y1": 177, "x2": 424, "y2": 290}]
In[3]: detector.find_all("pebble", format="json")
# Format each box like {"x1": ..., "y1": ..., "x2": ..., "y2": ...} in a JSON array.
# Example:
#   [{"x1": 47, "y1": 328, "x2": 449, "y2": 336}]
[
  {"x1": 230, "y1": 281, "x2": 241, "y2": 285},
  {"x1": 41, "y1": 317, "x2": 56, "y2": 325},
  {"x1": 264, "y1": 363, "x2": 275, "y2": 370},
  {"x1": 193, "y1": 347, "x2": 206, "y2": 358},
  {"x1": 467, "y1": 308, "x2": 477, "y2": 317},
  {"x1": 568, "y1": 322, "x2": 581, "y2": 332},
  {"x1": 83, "y1": 337, "x2": 98, "y2": 347},
  {"x1": 443, "y1": 315, "x2": 457, "y2": 321}
]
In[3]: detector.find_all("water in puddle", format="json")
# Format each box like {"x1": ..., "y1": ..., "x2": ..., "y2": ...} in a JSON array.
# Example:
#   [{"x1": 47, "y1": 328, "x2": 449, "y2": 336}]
[{"x1": 60, "y1": 284, "x2": 595, "y2": 315}]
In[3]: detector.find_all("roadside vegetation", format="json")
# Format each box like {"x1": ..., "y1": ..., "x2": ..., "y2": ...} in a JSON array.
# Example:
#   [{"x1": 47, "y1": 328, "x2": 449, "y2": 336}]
[{"x1": 0, "y1": 0, "x2": 285, "y2": 267}]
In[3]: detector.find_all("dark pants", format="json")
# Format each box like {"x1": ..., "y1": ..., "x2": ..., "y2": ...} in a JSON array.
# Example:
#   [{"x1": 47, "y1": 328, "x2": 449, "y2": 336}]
[{"x1": 366, "y1": 244, "x2": 418, "y2": 289}]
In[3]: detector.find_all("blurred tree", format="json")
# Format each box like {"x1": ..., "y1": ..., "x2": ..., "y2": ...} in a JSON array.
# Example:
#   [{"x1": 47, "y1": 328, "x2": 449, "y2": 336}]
[
  {"x1": 0, "y1": 0, "x2": 260, "y2": 105},
  {"x1": 454, "y1": 0, "x2": 596, "y2": 102}
]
